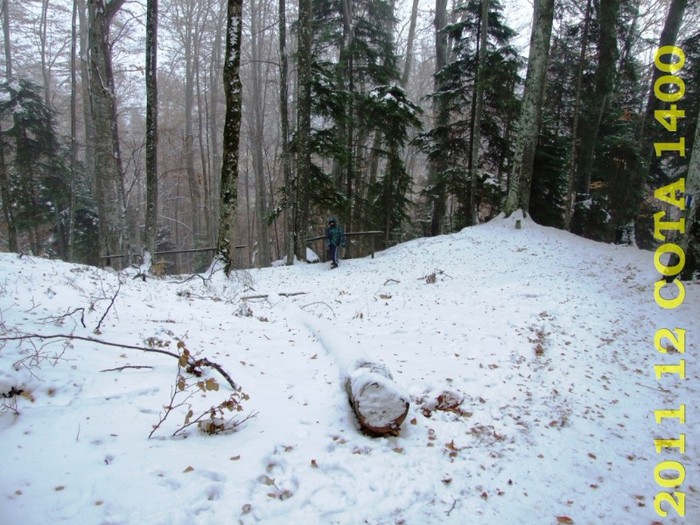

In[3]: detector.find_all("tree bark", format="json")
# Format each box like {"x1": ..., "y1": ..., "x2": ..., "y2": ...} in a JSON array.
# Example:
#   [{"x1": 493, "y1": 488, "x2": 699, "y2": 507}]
[
  {"x1": 640, "y1": 0, "x2": 688, "y2": 144},
  {"x1": 183, "y1": 7, "x2": 203, "y2": 249},
  {"x1": 503, "y1": 0, "x2": 555, "y2": 216},
  {"x1": 68, "y1": 0, "x2": 79, "y2": 261},
  {"x1": 563, "y1": 0, "x2": 592, "y2": 231},
  {"x1": 145, "y1": 0, "x2": 159, "y2": 258},
  {"x1": 278, "y1": 0, "x2": 294, "y2": 265},
  {"x1": 1, "y1": 0, "x2": 18, "y2": 252},
  {"x1": 87, "y1": 0, "x2": 129, "y2": 267},
  {"x1": 216, "y1": 0, "x2": 243, "y2": 274},
  {"x1": 345, "y1": 361, "x2": 410, "y2": 437},
  {"x1": 428, "y1": 0, "x2": 449, "y2": 236},
  {"x1": 468, "y1": 0, "x2": 489, "y2": 226},
  {"x1": 571, "y1": 0, "x2": 620, "y2": 233},
  {"x1": 209, "y1": 5, "x2": 225, "y2": 247},
  {"x1": 250, "y1": 0, "x2": 271, "y2": 268},
  {"x1": 633, "y1": 0, "x2": 689, "y2": 222},
  {"x1": 401, "y1": 0, "x2": 419, "y2": 88},
  {"x1": 2, "y1": 0, "x2": 12, "y2": 78},
  {"x1": 39, "y1": 0, "x2": 52, "y2": 105},
  {"x1": 295, "y1": 0, "x2": 313, "y2": 260},
  {"x1": 289, "y1": 304, "x2": 410, "y2": 437},
  {"x1": 681, "y1": 109, "x2": 700, "y2": 279}
]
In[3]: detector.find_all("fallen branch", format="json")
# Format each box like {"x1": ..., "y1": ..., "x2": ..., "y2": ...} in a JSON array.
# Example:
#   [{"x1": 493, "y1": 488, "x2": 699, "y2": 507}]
[
  {"x1": 100, "y1": 365, "x2": 154, "y2": 373},
  {"x1": 300, "y1": 301, "x2": 335, "y2": 318},
  {"x1": 1, "y1": 333, "x2": 238, "y2": 390},
  {"x1": 39, "y1": 308, "x2": 86, "y2": 328},
  {"x1": 241, "y1": 291, "x2": 308, "y2": 300},
  {"x1": 95, "y1": 282, "x2": 121, "y2": 334}
]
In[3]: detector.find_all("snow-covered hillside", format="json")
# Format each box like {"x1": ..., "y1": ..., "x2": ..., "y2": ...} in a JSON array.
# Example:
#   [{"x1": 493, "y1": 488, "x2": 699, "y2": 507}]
[{"x1": 1, "y1": 214, "x2": 698, "y2": 525}]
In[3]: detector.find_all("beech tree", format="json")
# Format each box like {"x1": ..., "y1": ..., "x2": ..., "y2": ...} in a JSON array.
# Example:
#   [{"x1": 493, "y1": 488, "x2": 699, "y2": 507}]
[
  {"x1": 216, "y1": 0, "x2": 243, "y2": 274},
  {"x1": 87, "y1": 0, "x2": 128, "y2": 267},
  {"x1": 503, "y1": 0, "x2": 555, "y2": 217}
]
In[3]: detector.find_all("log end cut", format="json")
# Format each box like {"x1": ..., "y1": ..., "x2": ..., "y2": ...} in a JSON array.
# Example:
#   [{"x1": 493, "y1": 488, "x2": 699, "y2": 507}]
[{"x1": 346, "y1": 362, "x2": 410, "y2": 437}]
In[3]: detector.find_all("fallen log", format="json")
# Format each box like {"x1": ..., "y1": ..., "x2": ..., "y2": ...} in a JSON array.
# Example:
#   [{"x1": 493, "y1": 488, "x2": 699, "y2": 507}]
[
  {"x1": 345, "y1": 361, "x2": 410, "y2": 437},
  {"x1": 281, "y1": 302, "x2": 410, "y2": 437}
]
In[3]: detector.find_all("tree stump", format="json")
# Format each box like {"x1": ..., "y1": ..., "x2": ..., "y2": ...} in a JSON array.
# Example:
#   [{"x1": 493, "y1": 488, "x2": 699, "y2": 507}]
[{"x1": 344, "y1": 361, "x2": 410, "y2": 437}]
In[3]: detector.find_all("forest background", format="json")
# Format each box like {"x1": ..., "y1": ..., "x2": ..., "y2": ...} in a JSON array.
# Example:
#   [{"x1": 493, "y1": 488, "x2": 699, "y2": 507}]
[{"x1": 0, "y1": 0, "x2": 698, "y2": 276}]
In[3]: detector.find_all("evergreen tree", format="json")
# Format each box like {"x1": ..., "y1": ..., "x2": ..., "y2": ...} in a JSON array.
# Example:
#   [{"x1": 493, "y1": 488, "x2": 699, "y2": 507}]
[
  {"x1": 0, "y1": 79, "x2": 97, "y2": 261},
  {"x1": 363, "y1": 84, "x2": 422, "y2": 245},
  {"x1": 302, "y1": 0, "x2": 418, "y2": 239},
  {"x1": 418, "y1": 0, "x2": 521, "y2": 230}
]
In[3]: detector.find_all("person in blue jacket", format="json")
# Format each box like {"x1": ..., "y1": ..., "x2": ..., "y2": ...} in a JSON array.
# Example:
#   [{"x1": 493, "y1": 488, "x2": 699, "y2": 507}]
[{"x1": 325, "y1": 217, "x2": 346, "y2": 269}]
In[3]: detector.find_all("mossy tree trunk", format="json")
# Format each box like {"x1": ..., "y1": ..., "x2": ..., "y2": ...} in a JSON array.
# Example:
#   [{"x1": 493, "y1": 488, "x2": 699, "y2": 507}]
[
  {"x1": 503, "y1": 0, "x2": 555, "y2": 217},
  {"x1": 216, "y1": 0, "x2": 244, "y2": 275}
]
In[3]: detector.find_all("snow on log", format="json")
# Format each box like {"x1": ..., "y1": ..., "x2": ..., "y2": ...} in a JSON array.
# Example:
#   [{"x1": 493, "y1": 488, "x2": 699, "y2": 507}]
[
  {"x1": 345, "y1": 361, "x2": 410, "y2": 436},
  {"x1": 280, "y1": 301, "x2": 410, "y2": 437}
]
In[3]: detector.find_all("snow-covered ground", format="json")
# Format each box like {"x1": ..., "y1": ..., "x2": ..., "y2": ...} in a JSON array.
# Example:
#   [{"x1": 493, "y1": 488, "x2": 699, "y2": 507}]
[{"x1": 1, "y1": 214, "x2": 698, "y2": 525}]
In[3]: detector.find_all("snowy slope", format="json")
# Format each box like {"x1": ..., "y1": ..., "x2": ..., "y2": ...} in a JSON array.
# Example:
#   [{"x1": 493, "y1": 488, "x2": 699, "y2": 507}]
[{"x1": 0, "y1": 214, "x2": 698, "y2": 525}]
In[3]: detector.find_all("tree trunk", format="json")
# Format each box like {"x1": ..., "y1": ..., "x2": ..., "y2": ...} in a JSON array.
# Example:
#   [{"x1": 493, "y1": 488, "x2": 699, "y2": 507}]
[
  {"x1": 429, "y1": 0, "x2": 449, "y2": 236},
  {"x1": 295, "y1": 0, "x2": 313, "y2": 260},
  {"x1": 216, "y1": 0, "x2": 243, "y2": 274},
  {"x1": 563, "y1": 0, "x2": 592, "y2": 231},
  {"x1": 290, "y1": 304, "x2": 410, "y2": 437},
  {"x1": 503, "y1": 0, "x2": 555, "y2": 216},
  {"x1": 468, "y1": 0, "x2": 489, "y2": 226},
  {"x1": 250, "y1": 0, "x2": 271, "y2": 268},
  {"x1": 401, "y1": 0, "x2": 419, "y2": 88},
  {"x1": 68, "y1": 0, "x2": 79, "y2": 261},
  {"x1": 633, "y1": 0, "x2": 689, "y2": 224},
  {"x1": 681, "y1": 109, "x2": 700, "y2": 279},
  {"x1": 279, "y1": 0, "x2": 295, "y2": 265},
  {"x1": 209, "y1": 6, "x2": 225, "y2": 247},
  {"x1": 345, "y1": 361, "x2": 410, "y2": 436},
  {"x1": 145, "y1": 0, "x2": 158, "y2": 258},
  {"x1": 40, "y1": 0, "x2": 52, "y2": 105},
  {"x1": 77, "y1": 0, "x2": 95, "y2": 201},
  {"x1": 2, "y1": 0, "x2": 12, "y2": 77},
  {"x1": 571, "y1": 0, "x2": 620, "y2": 233},
  {"x1": 640, "y1": 0, "x2": 688, "y2": 143},
  {"x1": 1, "y1": 0, "x2": 18, "y2": 252},
  {"x1": 184, "y1": 24, "x2": 202, "y2": 249},
  {"x1": 87, "y1": 0, "x2": 128, "y2": 267}
]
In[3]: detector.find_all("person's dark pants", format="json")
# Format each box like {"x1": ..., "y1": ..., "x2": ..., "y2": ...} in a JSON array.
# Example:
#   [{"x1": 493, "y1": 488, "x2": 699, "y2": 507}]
[{"x1": 329, "y1": 245, "x2": 338, "y2": 266}]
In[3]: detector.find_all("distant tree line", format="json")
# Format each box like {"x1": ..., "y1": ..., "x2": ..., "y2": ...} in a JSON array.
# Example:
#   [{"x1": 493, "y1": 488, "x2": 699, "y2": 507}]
[{"x1": 0, "y1": 0, "x2": 698, "y2": 277}]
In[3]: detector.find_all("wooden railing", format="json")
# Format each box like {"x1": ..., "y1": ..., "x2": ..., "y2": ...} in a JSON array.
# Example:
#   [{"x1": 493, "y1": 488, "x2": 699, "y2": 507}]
[
  {"x1": 100, "y1": 246, "x2": 247, "y2": 268},
  {"x1": 305, "y1": 231, "x2": 383, "y2": 260}
]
